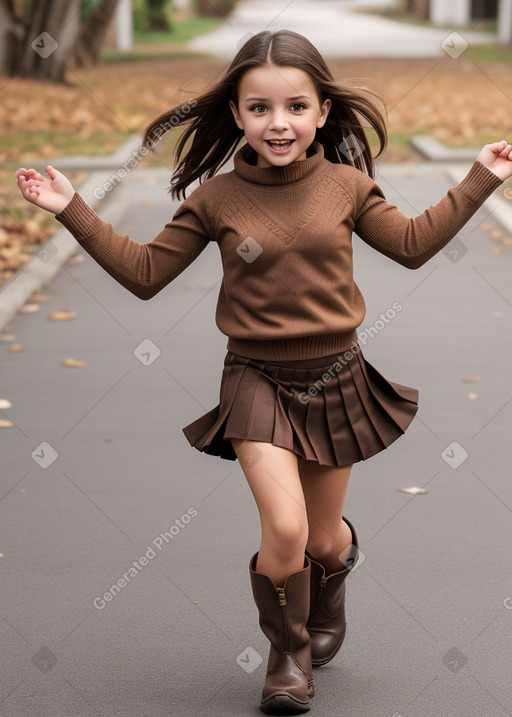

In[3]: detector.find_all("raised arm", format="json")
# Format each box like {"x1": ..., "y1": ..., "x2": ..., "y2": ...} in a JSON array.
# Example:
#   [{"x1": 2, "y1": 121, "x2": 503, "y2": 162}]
[
  {"x1": 16, "y1": 166, "x2": 211, "y2": 299},
  {"x1": 354, "y1": 141, "x2": 511, "y2": 269}
]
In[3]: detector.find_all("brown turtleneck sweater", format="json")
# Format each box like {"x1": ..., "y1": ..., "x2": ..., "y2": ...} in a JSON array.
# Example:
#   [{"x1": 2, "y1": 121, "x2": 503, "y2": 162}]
[{"x1": 56, "y1": 141, "x2": 503, "y2": 361}]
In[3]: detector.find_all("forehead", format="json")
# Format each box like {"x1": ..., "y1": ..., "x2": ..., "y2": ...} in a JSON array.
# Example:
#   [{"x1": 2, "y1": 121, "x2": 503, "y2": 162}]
[{"x1": 237, "y1": 65, "x2": 317, "y2": 99}]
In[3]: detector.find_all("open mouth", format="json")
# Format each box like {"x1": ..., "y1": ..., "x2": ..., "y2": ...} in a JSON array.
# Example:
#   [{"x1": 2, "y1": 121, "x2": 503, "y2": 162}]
[{"x1": 265, "y1": 139, "x2": 295, "y2": 152}]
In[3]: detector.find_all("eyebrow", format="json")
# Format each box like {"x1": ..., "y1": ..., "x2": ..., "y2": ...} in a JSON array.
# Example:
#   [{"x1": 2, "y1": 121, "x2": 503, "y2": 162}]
[{"x1": 244, "y1": 95, "x2": 310, "y2": 102}]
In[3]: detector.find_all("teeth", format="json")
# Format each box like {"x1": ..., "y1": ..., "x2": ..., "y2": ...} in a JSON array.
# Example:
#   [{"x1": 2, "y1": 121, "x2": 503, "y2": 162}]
[{"x1": 268, "y1": 140, "x2": 292, "y2": 145}]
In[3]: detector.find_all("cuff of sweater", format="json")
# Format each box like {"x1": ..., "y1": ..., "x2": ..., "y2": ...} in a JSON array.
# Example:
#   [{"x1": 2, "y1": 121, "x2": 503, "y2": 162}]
[
  {"x1": 55, "y1": 192, "x2": 99, "y2": 241},
  {"x1": 457, "y1": 161, "x2": 503, "y2": 204}
]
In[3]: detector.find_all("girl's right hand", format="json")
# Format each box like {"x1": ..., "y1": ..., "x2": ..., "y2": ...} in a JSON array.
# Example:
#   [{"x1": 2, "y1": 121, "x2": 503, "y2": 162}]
[{"x1": 15, "y1": 165, "x2": 75, "y2": 215}]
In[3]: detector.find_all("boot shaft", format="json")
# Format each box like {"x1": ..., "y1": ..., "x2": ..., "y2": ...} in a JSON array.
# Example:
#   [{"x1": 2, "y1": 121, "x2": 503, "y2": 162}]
[{"x1": 250, "y1": 555, "x2": 311, "y2": 656}]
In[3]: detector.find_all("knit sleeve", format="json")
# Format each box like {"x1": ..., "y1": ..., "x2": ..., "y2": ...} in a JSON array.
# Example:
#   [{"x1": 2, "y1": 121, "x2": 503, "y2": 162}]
[
  {"x1": 353, "y1": 162, "x2": 503, "y2": 269},
  {"x1": 55, "y1": 190, "x2": 211, "y2": 300}
]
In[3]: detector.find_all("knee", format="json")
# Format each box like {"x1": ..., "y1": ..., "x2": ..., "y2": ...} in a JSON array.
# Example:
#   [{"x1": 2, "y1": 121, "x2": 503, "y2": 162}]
[
  {"x1": 265, "y1": 514, "x2": 308, "y2": 557},
  {"x1": 306, "y1": 532, "x2": 339, "y2": 561}
]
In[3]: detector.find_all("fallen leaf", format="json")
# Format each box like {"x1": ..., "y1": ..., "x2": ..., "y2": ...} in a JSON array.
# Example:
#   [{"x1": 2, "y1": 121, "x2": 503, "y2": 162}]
[
  {"x1": 199, "y1": 282, "x2": 213, "y2": 290},
  {"x1": 30, "y1": 293, "x2": 49, "y2": 302},
  {"x1": 502, "y1": 237, "x2": 512, "y2": 246},
  {"x1": 0, "y1": 399, "x2": 12, "y2": 409},
  {"x1": 467, "y1": 392, "x2": 479, "y2": 400},
  {"x1": 19, "y1": 303, "x2": 40, "y2": 313},
  {"x1": 491, "y1": 230, "x2": 504, "y2": 239},
  {"x1": 6, "y1": 343, "x2": 23, "y2": 352},
  {"x1": 0, "y1": 419, "x2": 14, "y2": 428},
  {"x1": 0, "y1": 333, "x2": 16, "y2": 341},
  {"x1": 48, "y1": 309, "x2": 76, "y2": 321},
  {"x1": 462, "y1": 375, "x2": 481, "y2": 383},
  {"x1": 397, "y1": 486, "x2": 428, "y2": 495},
  {"x1": 66, "y1": 254, "x2": 84, "y2": 265},
  {"x1": 62, "y1": 358, "x2": 87, "y2": 368}
]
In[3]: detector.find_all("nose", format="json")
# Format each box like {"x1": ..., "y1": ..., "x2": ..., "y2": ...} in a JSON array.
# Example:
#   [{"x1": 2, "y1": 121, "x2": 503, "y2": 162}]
[{"x1": 268, "y1": 109, "x2": 289, "y2": 132}]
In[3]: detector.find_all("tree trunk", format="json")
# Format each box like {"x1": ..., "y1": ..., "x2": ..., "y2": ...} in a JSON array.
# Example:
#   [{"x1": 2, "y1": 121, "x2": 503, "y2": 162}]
[
  {"x1": 19, "y1": 0, "x2": 82, "y2": 82},
  {"x1": 0, "y1": 0, "x2": 26, "y2": 76},
  {"x1": 73, "y1": 0, "x2": 122, "y2": 67},
  {"x1": 0, "y1": 0, "x2": 122, "y2": 81},
  {"x1": 147, "y1": 0, "x2": 170, "y2": 31}
]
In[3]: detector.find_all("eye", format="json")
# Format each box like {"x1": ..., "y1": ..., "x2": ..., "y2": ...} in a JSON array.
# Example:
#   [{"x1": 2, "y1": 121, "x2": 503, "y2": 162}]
[
  {"x1": 290, "y1": 103, "x2": 306, "y2": 112},
  {"x1": 250, "y1": 104, "x2": 267, "y2": 114}
]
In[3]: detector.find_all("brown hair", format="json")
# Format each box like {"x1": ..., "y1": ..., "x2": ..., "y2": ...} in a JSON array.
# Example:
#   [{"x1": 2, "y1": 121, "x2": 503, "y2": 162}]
[{"x1": 143, "y1": 29, "x2": 387, "y2": 199}]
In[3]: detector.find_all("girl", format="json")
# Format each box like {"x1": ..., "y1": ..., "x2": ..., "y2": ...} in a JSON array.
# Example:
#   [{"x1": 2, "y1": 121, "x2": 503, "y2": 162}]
[{"x1": 16, "y1": 29, "x2": 511, "y2": 716}]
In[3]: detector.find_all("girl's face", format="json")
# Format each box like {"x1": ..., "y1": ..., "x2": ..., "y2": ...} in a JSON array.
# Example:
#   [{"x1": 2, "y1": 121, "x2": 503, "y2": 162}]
[{"x1": 229, "y1": 65, "x2": 331, "y2": 169}]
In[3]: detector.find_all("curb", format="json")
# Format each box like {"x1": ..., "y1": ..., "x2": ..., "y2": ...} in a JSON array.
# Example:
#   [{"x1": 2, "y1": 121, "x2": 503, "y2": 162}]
[
  {"x1": 29, "y1": 134, "x2": 144, "y2": 173},
  {"x1": 410, "y1": 136, "x2": 512, "y2": 233},
  {"x1": 410, "y1": 135, "x2": 480, "y2": 162},
  {"x1": 445, "y1": 163, "x2": 512, "y2": 236},
  {"x1": 0, "y1": 135, "x2": 145, "y2": 333}
]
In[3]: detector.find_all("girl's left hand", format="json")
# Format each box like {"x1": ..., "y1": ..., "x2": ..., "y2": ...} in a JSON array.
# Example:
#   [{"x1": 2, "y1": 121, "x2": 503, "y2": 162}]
[{"x1": 477, "y1": 140, "x2": 512, "y2": 181}]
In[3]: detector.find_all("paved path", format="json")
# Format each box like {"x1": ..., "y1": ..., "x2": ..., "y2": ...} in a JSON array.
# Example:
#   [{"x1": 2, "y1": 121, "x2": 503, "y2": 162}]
[
  {"x1": 1, "y1": 156, "x2": 512, "y2": 716},
  {"x1": 186, "y1": 0, "x2": 496, "y2": 57}
]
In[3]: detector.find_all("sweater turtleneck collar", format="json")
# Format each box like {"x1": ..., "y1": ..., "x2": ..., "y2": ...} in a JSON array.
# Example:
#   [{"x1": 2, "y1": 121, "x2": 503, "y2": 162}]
[{"x1": 233, "y1": 141, "x2": 325, "y2": 186}]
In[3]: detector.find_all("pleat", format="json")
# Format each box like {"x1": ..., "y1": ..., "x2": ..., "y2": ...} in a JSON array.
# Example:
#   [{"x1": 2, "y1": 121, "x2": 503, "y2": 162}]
[
  {"x1": 323, "y1": 369, "x2": 358, "y2": 466},
  {"x1": 182, "y1": 348, "x2": 419, "y2": 467},
  {"x1": 357, "y1": 353, "x2": 419, "y2": 432},
  {"x1": 285, "y1": 367, "x2": 316, "y2": 460},
  {"x1": 305, "y1": 370, "x2": 337, "y2": 466},
  {"x1": 181, "y1": 359, "x2": 247, "y2": 460},
  {"x1": 347, "y1": 355, "x2": 397, "y2": 456},
  {"x1": 272, "y1": 377, "x2": 296, "y2": 451}
]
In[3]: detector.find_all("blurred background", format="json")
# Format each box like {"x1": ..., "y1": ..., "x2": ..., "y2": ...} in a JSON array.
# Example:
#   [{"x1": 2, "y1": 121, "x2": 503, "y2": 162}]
[{"x1": 1, "y1": 0, "x2": 512, "y2": 284}]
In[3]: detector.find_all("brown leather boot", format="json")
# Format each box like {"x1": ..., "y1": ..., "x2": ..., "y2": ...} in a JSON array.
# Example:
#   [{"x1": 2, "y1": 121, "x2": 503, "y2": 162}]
[
  {"x1": 306, "y1": 517, "x2": 359, "y2": 667},
  {"x1": 249, "y1": 553, "x2": 315, "y2": 715}
]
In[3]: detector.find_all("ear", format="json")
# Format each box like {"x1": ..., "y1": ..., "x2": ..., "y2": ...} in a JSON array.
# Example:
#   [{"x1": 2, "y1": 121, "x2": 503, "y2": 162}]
[
  {"x1": 316, "y1": 98, "x2": 331, "y2": 129},
  {"x1": 229, "y1": 99, "x2": 244, "y2": 130}
]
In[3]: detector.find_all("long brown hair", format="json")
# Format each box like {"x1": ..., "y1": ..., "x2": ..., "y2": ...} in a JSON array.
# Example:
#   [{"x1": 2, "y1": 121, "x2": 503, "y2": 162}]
[{"x1": 144, "y1": 30, "x2": 387, "y2": 199}]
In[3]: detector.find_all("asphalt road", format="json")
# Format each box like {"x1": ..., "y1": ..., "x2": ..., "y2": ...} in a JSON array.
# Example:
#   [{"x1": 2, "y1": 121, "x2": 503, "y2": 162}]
[{"x1": 1, "y1": 155, "x2": 512, "y2": 717}]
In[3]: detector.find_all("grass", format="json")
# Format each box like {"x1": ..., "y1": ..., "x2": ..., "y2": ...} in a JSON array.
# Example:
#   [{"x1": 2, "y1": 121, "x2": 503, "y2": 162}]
[
  {"x1": 133, "y1": 16, "x2": 223, "y2": 44},
  {"x1": 101, "y1": 15, "x2": 223, "y2": 62},
  {"x1": 465, "y1": 44, "x2": 512, "y2": 64},
  {"x1": 2, "y1": 130, "x2": 135, "y2": 159}
]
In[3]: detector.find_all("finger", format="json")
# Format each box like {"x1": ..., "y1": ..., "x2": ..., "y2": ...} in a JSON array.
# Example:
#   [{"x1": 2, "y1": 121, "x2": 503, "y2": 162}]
[
  {"x1": 46, "y1": 165, "x2": 60, "y2": 180},
  {"x1": 25, "y1": 179, "x2": 43, "y2": 190},
  {"x1": 20, "y1": 168, "x2": 43, "y2": 181},
  {"x1": 21, "y1": 185, "x2": 39, "y2": 201},
  {"x1": 497, "y1": 144, "x2": 512, "y2": 159},
  {"x1": 488, "y1": 140, "x2": 508, "y2": 154}
]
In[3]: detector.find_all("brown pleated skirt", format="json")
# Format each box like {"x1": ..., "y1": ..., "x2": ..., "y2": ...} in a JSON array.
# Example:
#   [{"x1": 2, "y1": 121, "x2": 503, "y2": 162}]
[{"x1": 182, "y1": 346, "x2": 419, "y2": 467}]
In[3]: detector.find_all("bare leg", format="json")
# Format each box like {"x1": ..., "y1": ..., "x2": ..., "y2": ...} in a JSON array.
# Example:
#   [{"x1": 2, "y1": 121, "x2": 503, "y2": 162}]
[
  {"x1": 231, "y1": 439, "x2": 308, "y2": 586},
  {"x1": 298, "y1": 459, "x2": 354, "y2": 575}
]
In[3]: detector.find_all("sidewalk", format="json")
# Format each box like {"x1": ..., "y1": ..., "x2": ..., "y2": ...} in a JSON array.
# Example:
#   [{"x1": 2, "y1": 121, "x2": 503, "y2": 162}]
[
  {"x1": 1, "y1": 156, "x2": 512, "y2": 716},
  {"x1": 186, "y1": 0, "x2": 497, "y2": 57}
]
